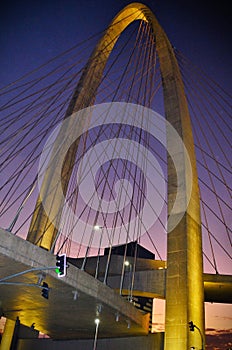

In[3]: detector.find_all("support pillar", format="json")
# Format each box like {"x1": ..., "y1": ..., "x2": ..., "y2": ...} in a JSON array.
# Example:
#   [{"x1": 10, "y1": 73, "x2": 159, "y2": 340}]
[
  {"x1": 0, "y1": 318, "x2": 17, "y2": 350},
  {"x1": 158, "y1": 47, "x2": 205, "y2": 349}
]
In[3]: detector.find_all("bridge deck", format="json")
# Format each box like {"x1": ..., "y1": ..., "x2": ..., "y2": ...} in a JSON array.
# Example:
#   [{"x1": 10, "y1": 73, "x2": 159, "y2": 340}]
[
  {"x1": 0, "y1": 228, "x2": 231, "y2": 340},
  {"x1": 68, "y1": 255, "x2": 232, "y2": 303},
  {"x1": 0, "y1": 228, "x2": 149, "y2": 339}
]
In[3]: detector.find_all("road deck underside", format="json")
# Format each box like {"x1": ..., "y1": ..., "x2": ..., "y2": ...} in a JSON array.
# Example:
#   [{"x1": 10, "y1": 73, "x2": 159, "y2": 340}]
[
  {"x1": 0, "y1": 228, "x2": 231, "y2": 339},
  {"x1": 0, "y1": 228, "x2": 149, "y2": 339}
]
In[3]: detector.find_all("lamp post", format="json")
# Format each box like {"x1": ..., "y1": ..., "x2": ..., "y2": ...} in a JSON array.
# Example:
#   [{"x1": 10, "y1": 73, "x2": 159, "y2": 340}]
[
  {"x1": 94, "y1": 226, "x2": 103, "y2": 279},
  {"x1": 93, "y1": 318, "x2": 100, "y2": 350},
  {"x1": 124, "y1": 260, "x2": 133, "y2": 301}
]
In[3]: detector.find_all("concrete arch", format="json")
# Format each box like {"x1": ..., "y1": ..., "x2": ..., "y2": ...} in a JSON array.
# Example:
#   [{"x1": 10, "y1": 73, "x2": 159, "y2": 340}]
[{"x1": 27, "y1": 3, "x2": 204, "y2": 349}]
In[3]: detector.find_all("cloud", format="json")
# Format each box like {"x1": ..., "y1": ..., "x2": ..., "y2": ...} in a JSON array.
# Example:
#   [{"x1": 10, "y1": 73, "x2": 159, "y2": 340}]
[
  {"x1": 206, "y1": 330, "x2": 232, "y2": 349},
  {"x1": 214, "y1": 315, "x2": 232, "y2": 321},
  {"x1": 206, "y1": 328, "x2": 232, "y2": 335}
]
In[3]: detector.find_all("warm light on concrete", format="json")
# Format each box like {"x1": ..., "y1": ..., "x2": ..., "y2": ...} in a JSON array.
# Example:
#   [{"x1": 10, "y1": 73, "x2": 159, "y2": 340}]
[
  {"x1": 0, "y1": 318, "x2": 15, "y2": 350},
  {"x1": 25, "y1": 2, "x2": 205, "y2": 349}
]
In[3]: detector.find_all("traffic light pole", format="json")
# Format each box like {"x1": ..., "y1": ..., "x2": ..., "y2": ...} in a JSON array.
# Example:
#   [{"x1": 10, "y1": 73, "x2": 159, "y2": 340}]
[
  {"x1": 189, "y1": 321, "x2": 204, "y2": 350},
  {"x1": 0, "y1": 261, "x2": 68, "y2": 299},
  {"x1": 0, "y1": 281, "x2": 48, "y2": 289},
  {"x1": 0, "y1": 266, "x2": 57, "y2": 283},
  {"x1": 0, "y1": 267, "x2": 56, "y2": 302}
]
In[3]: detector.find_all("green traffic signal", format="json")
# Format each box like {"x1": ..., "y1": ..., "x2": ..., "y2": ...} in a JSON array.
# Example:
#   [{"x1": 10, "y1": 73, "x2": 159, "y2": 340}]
[{"x1": 56, "y1": 254, "x2": 67, "y2": 277}]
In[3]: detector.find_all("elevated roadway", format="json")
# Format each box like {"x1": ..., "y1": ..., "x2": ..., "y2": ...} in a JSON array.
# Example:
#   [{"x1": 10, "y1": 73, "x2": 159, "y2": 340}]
[
  {"x1": 0, "y1": 228, "x2": 231, "y2": 340},
  {"x1": 0, "y1": 228, "x2": 149, "y2": 339}
]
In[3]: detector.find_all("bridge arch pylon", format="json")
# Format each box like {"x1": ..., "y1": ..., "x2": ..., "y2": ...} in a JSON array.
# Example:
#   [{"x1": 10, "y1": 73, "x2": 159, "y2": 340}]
[{"x1": 27, "y1": 3, "x2": 205, "y2": 349}]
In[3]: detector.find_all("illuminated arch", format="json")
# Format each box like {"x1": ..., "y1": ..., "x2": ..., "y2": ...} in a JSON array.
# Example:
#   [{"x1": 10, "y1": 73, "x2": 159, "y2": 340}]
[{"x1": 27, "y1": 3, "x2": 204, "y2": 349}]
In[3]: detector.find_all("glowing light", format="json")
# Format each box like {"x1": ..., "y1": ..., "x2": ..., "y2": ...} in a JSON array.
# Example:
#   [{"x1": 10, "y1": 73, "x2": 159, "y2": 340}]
[{"x1": 95, "y1": 318, "x2": 100, "y2": 325}]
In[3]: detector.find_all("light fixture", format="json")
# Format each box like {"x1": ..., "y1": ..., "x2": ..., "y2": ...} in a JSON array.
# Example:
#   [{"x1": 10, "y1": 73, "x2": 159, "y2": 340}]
[
  {"x1": 96, "y1": 303, "x2": 102, "y2": 316},
  {"x1": 115, "y1": 312, "x2": 120, "y2": 322},
  {"x1": 95, "y1": 318, "x2": 100, "y2": 325},
  {"x1": 93, "y1": 318, "x2": 100, "y2": 350},
  {"x1": 72, "y1": 290, "x2": 79, "y2": 301}
]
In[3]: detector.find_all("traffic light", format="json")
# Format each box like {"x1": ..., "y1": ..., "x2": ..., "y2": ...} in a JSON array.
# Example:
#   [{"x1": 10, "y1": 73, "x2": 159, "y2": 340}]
[
  {"x1": 56, "y1": 253, "x2": 67, "y2": 277},
  {"x1": 41, "y1": 282, "x2": 49, "y2": 299},
  {"x1": 189, "y1": 321, "x2": 195, "y2": 331}
]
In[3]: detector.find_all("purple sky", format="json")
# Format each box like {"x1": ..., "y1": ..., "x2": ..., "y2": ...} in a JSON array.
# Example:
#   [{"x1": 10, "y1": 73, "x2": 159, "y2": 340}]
[
  {"x1": 1, "y1": 0, "x2": 231, "y2": 346},
  {"x1": 1, "y1": 0, "x2": 231, "y2": 90}
]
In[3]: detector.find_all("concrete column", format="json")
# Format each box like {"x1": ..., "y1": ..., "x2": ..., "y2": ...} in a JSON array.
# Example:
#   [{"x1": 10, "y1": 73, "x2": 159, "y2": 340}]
[
  {"x1": 154, "y1": 27, "x2": 205, "y2": 350},
  {"x1": 0, "y1": 319, "x2": 16, "y2": 350}
]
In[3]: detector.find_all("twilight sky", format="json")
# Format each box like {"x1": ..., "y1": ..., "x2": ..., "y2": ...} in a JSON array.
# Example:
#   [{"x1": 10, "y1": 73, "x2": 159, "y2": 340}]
[
  {"x1": 1, "y1": 0, "x2": 231, "y2": 348},
  {"x1": 1, "y1": 0, "x2": 231, "y2": 91}
]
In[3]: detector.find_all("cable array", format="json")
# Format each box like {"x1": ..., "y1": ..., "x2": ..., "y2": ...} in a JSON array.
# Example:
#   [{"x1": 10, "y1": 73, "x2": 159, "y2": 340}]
[{"x1": 0, "y1": 10, "x2": 231, "y2": 296}]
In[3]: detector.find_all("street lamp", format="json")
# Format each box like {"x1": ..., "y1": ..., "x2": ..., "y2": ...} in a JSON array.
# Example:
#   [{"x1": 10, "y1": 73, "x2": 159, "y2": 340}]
[
  {"x1": 81, "y1": 225, "x2": 103, "y2": 272},
  {"x1": 93, "y1": 318, "x2": 100, "y2": 350},
  {"x1": 94, "y1": 226, "x2": 103, "y2": 279},
  {"x1": 124, "y1": 260, "x2": 133, "y2": 302}
]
